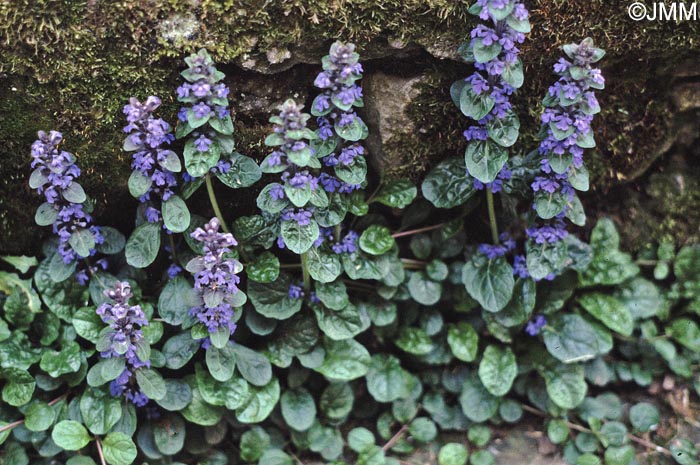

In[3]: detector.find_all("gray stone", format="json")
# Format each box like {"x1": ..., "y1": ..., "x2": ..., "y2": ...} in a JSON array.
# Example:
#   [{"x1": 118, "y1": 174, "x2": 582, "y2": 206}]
[{"x1": 364, "y1": 71, "x2": 427, "y2": 175}]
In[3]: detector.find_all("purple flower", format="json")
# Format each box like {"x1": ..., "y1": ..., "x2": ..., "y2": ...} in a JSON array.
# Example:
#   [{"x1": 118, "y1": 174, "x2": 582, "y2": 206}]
[
  {"x1": 122, "y1": 97, "x2": 178, "y2": 224},
  {"x1": 288, "y1": 283, "x2": 304, "y2": 299},
  {"x1": 187, "y1": 218, "x2": 242, "y2": 347},
  {"x1": 97, "y1": 281, "x2": 151, "y2": 406},
  {"x1": 525, "y1": 315, "x2": 547, "y2": 336},
  {"x1": 194, "y1": 135, "x2": 212, "y2": 152},
  {"x1": 513, "y1": 255, "x2": 529, "y2": 279},
  {"x1": 282, "y1": 208, "x2": 313, "y2": 226},
  {"x1": 29, "y1": 131, "x2": 103, "y2": 271},
  {"x1": 460, "y1": 1, "x2": 529, "y2": 158},
  {"x1": 96, "y1": 282, "x2": 149, "y2": 367},
  {"x1": 269, "y1": 184, "x2": 285, "y2": 200},
  {"x1": 312, "y1": 42, "x2": 368, "y2": 175},
  {"x1": 526, "y1": 218, "x2": 568, "y2": 244},
  {"x1": 192, "y1": 103, "x2": 211, "y2": 119},
  {"x1": 332, "y1": 231, "x2": 359, "y2": 254},
  {"x1": 167, "y1": 263, "x2": 182, "y2": 278}
]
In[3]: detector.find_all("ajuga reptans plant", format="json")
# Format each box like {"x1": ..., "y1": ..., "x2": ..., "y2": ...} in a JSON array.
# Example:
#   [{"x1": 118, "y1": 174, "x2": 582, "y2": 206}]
[{"x1": 4, "y1": 5, "x2": 700, "y2": 465}]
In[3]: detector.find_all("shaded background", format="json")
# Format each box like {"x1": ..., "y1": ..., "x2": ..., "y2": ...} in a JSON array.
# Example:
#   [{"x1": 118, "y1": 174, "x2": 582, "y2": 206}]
[{"x1": 2, "y1": 0, "x2": 700, "y2": 254}]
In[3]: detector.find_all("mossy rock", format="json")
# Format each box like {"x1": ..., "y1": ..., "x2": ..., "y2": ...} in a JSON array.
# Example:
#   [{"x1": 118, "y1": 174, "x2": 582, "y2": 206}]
[{"x1": 1, "y1": 0, "x2": 699, "y2": 253}]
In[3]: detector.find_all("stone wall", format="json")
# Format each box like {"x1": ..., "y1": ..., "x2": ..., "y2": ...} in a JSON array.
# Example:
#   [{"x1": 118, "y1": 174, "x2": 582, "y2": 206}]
[{"x1": 2, "y1": 0, "x2": 700, "y2": 253}]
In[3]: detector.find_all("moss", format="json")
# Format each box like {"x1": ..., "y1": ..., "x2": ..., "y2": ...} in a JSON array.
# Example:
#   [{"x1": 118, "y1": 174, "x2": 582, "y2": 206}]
[{"x1": 1, "y1": 0, "x2": 700, "y2": 253}]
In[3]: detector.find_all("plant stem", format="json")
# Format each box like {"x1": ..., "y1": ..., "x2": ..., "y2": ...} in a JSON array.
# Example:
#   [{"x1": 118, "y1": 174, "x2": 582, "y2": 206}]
[
  {"x1": 392, "y1": 223, "x2": 445, "y2": 239},
  {"x1": 0, "y1": 419, "x2": 24, "y2": 434},
  {"x1": 168, "y1": 235, "x2": 178, "y2": 262},
  {"x1": 0, "y1": 395, "x2": 69, "y2": 434},
  {"x1": 486, "y1": 188, "x2": 499, "y2": 244},
  {"x1": 521, "y1": 404, "x2": 672, "y2": 457},
  {"x1": 301, "y1": 252, "x2": 311, "y2": 292},
  {"x1": 205, "y1": 174, "x2": 230, "y2": 233},
  {"x1": 95, "y1": 436, "x2": 107, "y2": 465},
  {"x1": 382, "y1": 424, "x2": 409, "y2": 452}
]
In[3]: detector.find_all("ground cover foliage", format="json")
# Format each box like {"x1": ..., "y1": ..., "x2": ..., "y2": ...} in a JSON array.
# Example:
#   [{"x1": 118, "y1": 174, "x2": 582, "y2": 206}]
[{"x1": 1, "y1": 2, "x2": 700, "y2": 465}]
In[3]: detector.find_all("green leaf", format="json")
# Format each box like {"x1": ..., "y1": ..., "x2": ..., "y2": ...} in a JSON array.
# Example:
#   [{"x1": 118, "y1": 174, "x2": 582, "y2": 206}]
[
  {"x1": 543, "y1": 314, "x2": 599, "y2": 363},
  {"x1": 127, "y1": 170, "x2": 152, "y2": 198},
  {"x1": 102, "y1": 432, "x2": 137, "y2": 465},
  {"x1": 95, "y1": 227, "x2": 126, "y2": 255},
  {"x1": 668, "y1": 318, "x2": 700, "y2": 352},
  {"x1": 259, "y1": 450, "x2": 294, "y2": 465},
  {"x1": 462, "y1": 254, "x2": 514, "y2": 312},
  {"x1": 335, "y1": 156, "x2": 367, "y2": 184},
  {"x1": 459, "y1": 83, "x2": 495, "y2": 120},
  {"x1": 315, "y1": 337, "x2": 371, "y2": 381},
  {"x1": 438, "y1": 443, "x2": 469, "y2": 465},
  {"x1": 51, "y1": 420, "x2": 91, "y2": 451},
  {"x1": 580, "y1": 220, "x2": 639, "y2": 286},
  {"x1": 63, "y1": 182, "x2": 87, "y2": 203},
  {"x1": 235, "y1": 378, "x2": 280, "y2": 423},
  {"x1": 422, "y1": 157, "x2": 476, "y2": 209},
  {"x1": 359, "y1": 225, "x2": 395, "y2": 256},
  {"x1": 40, "y1": 342, "x2": 82, "y2": 377},
  {"x1": 240, "y1": 427, "x2": 270, "y2": 462},
  {"x1": 313, "y1": 302, "x2": 365, "y2": 341},
  {"x1": 501, "y1": 58, "x2": 525, "y2": 88},
  {"x1": 615, "y1": 277, "x2": 664, "y2": 320},
  {"x1": 25, "y1": 401, "x2": 56, "y2": 432},
  {"x1": 447, "y1": 322, "x2": 479, "y2": 362},
  {"x1": 487, "y1": 111, "x2": 520, "y2": 147},
  {"x1": 478, "y1": 345, "x2": 517, "y2": 396},
  {"x1": 305, "y1": 246, "x2": 343, "y2": 283},
  {"x1": 80, "y1": 388, "x2": 122, "y2": 435},
  {"x1": 67, "y1": 229, "x2": 95, "y2": 258},
  {"x1": 534, "y1": 190, "x2": 568, "y2": 219},
  {"x1": 578, "y1": 293, "x2": 634, "y2": 336},
  {"x1": 366, "y1": 354, "x2": 415, "y2": 403},
  {"x1": 153, "y1": 414, "x2": 185, "y2": 455},
  {"x1": 540, "y1": 363, "x2": 587, "y2": 409},
  {"x1": 247, "y1": 251, "x2": 280, "y2": 283},
  {"x1": 670, "y1": 439, "x2": 698, "y2": 465},
  {"x1": 281, "y1": 388, "x2": 317, "y2": 431},
  {"x1": 320, "y1": 383, "x2": 354, "y2": 420},
  {"x1": 342, "y1": 251, "x2": 390, "y2": 280},
  {"x1": 395, "y1": 327, "x2": 434, "y2": 355},
  {"x1": 465, "y1": 140, "x2": 508, "y2": 184},
  {"x1": 163, "y1": 332, "x2": 200, "y2": 370},
  {"x1": 314, "y1": 281, "x2": 349, "y2": 310},
  {"x1": 248, "y1": 274, "x2": 303, "y2": 320},
  {"x1": 135, "y1": 368, "x2": 167, "y2": 400},
  {"x1": 157, "y1": 276, "x2": 200, "y2": 326},
  {"x1": 257, "y1": 183, "x2": 289, "y2": 214},
  {"x1": 373, "y1": 179, "x2": 417, "y2": 208},
  {"x1": 125, "y1": 221, "x2": 161, "y2": 268},
  {"x1": 459, "y1": 375, "x2": 499, "y2": 423},
  {"x1": 409, "y1": 417, "x2": 437, "y2": 443},
  {"x1": 162, "y1": 195, "x2": 191, "y2": 233},
  {"x1": 2, "y1": 368, "x2": 35, "y2": 406},
  {"x1": 629, "y1": 403, "x2": 659, "y2": 433},
  {"x1": 183, "y1": 138, "x2": 220, "y2": 177},
  {"x1": 281, "y1": 219, "x2": 319, "y2": 254},
  {"x1": 181, "y1": 384, "x2": 224, "y2": 426},
  {"x1": 348, "y1": 427, "x2": 375, "y2": 453},
  {"x1": 35, "y1": 202, "x2": 58, "y2": 226},
  {"x1": 156, "y1": 379, "x2": 192, "y2": 411},
  {"x1": 407, "y1": 271, "x2": 442, "y2": 305},
  {"x1": 233, "y1": 344, "x2": 272, "y2": 386},
  {"x1": 526, "y1": 238, "x2": 568, "y2": 282},
  {"x1": 1, "y1": 255, "x2": 37, "y2": 274},
  {"x1": 547, "y1": 420, "x2": 570, "y2": 444}
]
